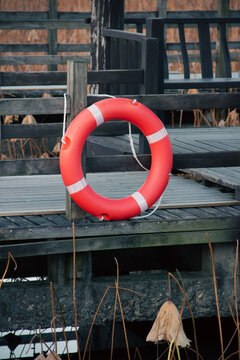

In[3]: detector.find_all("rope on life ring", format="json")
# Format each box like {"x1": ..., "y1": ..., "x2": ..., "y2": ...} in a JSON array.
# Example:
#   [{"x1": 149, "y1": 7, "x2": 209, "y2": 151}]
[{"x1": 60, "y1": 98, "x2": 173, "y2": 221}]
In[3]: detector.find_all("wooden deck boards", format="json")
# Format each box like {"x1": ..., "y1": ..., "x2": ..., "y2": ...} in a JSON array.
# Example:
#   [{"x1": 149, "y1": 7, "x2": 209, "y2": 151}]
[
  {"x1": 89, "y1": 127, "x2": 240, "y2": 155},
  {"x1": 0, "y1": 172, "x2": 239, "y2": 216},
  {"x1": 182, "y1": 167, "x2": 240, "y2": 191}
]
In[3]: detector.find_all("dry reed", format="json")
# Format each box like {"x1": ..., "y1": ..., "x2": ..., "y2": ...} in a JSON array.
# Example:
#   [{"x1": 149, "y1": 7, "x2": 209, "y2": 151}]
[
  {"x1": 206, "y1": 233, "x2": 225, "y2": 360},
  {"x1": 0, "y1": 252, "x2": 17, "y2": 289},
  {"x1": 72, "y1": 222, "x2": 82, "y2": 360}
]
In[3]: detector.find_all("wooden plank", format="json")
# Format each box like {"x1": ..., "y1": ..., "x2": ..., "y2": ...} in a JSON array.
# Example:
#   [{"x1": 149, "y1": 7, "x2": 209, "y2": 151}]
[
  {"x1": 88, "y1": 69, "x2": 144, "y2": 84},
  {"x1": 2, "y1": 123, "x2": 62, "y2": 139},
  {"x1": 0, "y1": 55, "x2": 90, "y2": 66},
  {"x1": 164, "y1": 77, "x2": 240, "y2": 89},
  {"x1": 0, "y1": 228, "x2": 239, "y2": 259},
  {"x1": 88, "y1": 93, "x2": 240, "y2": 111},
  {"x1": 1, "y1": 147, "x2": 240, "y2": 177},
  {"x1": 0, "y1": 70, "x2": 143, "y2": 87},
  {"x1": 0, "y1": 43, "x2": 90, "y2": 53},
  {"x1": 182, "y1": 167, "x2": 240, "y2": 191},
  {"x1": 103, "y1": 28, "x2": 145, "y2": 42},
  {"x1": 0, "y1": 98, "x2": 70, "y2": 116},
  {"x1": 0, "y1": 19, "x2": 89, "y2": 29}
]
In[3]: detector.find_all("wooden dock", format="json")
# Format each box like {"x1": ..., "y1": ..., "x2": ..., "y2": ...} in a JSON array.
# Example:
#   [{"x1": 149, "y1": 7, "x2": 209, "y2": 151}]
[{"x1": 0, "y1": 172, "x2": 239, "y2": 216}]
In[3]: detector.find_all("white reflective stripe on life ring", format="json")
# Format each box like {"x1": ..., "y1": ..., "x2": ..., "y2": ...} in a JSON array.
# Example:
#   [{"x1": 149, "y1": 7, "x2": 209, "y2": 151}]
[
  {"x1": 131, "y1": 191, "x2": 148, "y2": 213},
  {"x1": 67, "y1": 177, "x2": 87, "y2": 194},
  {"x1": 87, "y1": 104, "x2": 104, "y2": 126},
  {"x1": 146, "y1": 127, "x2": 168, "y2": 144}
]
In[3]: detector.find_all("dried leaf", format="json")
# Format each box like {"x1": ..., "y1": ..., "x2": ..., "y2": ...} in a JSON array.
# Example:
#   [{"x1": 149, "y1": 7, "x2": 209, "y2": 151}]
[
  {"x1": 40, "y1": 152, "x2": 49, "y2": 158},
  {"x1": 218, "y1": 119, "x2": 225, "y2": 127},
  {"x1": 42, "y1": 92, "x2": 53, "y2": 98},
  {"x1": 1, "y1": 153, "x2": 7, "y2": 160},
  {"x1": 146, "y1": 300, "x2": 191, "y2": 348},
  {"x1": 22, "y1": 114, "x2": 37, "y2": 124},
  {"x1": 188, "y1": 88, "x2": 199, "y2": 94},
  {"x1": 226, "y1": 108, "x2": 239, "y2": 127},
  {"x1": 52, "y1": 141, "x2": 61, "y2": 155},
  {"x1": 46, "y1": 352, "x2": 61, "y2": 360},
  {"x1": 34, "y1": 355, "x2": 46, "y2": 360},
  {"x1": 4, "y1": 115, "x2": 19, "y2": 124}
]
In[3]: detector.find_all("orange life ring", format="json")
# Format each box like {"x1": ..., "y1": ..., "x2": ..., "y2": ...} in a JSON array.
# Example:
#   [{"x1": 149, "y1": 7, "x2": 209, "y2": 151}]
[{"x1": 60, "y1": 98, "x2": 173, "y2": 220}]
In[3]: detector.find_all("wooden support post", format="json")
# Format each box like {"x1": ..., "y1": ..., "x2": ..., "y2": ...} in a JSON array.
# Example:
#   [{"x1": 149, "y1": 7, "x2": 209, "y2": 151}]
[
  {"x1": 48, "y1": 0, "x2": 58, "y2": 71},
  {"x1": 139, "y1": 37, "x2": 159, "y2": 153},
  {"x1": 91, "y1": 0, "x2": 124, "y2": 93},
  {"x1": 66, "y1": 252, "x2": 92, "y2": 281},
  {"x1": 48, "y1": 253, "x2": 66, "y2": 285},
  {"x1": 216, "y1": 0, "x2": 230, "y2": 122},
  {"x1": 216, "y1": 0, "x2": 230, "y2": 78},
  {"x1": 65, "y1": 60, "x2": 88, "y2": 220},
  {"x1": 157, "y1": 0, "x2": 167, "y2": 17}
]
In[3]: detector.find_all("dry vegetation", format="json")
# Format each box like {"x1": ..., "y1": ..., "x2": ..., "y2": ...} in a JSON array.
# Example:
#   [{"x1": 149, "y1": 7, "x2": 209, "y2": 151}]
[{"x1": 1, "y1": 233, "x2": 240, "y2": 359}]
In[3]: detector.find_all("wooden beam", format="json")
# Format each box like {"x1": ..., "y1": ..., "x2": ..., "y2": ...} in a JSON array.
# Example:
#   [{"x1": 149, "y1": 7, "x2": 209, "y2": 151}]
[
  {"x1": 0, "y1": 19, "x2": 89, "y2": 29},
  {"x1": 0, "y1": 98, "x2": 70, "y2": 115},
  {"x1": 0, "y1": 228, "x2": 239, "y2": 259}
]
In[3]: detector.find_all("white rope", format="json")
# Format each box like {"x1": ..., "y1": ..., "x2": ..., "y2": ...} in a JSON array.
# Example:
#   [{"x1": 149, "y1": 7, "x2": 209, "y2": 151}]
[
  {"x1": 131, "y1": 195, "x2": 163, "y2": 219},
  {"x1": 128, "y1": 122, "x2": 149, "y2": 172},
  {"x1": 61, "y1": 92, "x2": 68, "y2": 145}
]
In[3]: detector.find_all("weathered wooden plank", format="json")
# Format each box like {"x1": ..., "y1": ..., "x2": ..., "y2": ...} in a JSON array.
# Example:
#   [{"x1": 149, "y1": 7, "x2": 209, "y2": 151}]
[
  {"x1": 183, "y1": 167, "x2": 240, "y2": 191},
  {"x1": 164, "y1": 77, "x2": 240, "y2": 89},
  {"x1": 0, "y1": 43, "x2": 90, "y2": 53},
  {"x1": 0, "y1": 55, "x2": 90, "y2": 66},
  {"x1": 0, "y1": 98, "x2": 70, "y2": 115},
  {"x1": 0, "y1": 70, "x2": 143, "y2": 86},
  {"x1": 2, "y1": 123, "x2": 62, "y2": 139},
  {"x1": 0, "y1": 228, "x2": 239, "y2": 259},
  {"x1": 1, "y1": 148, "x2": 240, "y2": 177},
  {"x1": 88, "y1": 93, "x2": 240, "y2": 111},
  {"x1": 0, "y1": 19, "x2": 89, "y2": 29},
  {"x1": 103, "y1": 28, "x2": 145, "y2": 42},
  {"x1": 88, "y1": 69, "x2": 144, "y2": 84}
]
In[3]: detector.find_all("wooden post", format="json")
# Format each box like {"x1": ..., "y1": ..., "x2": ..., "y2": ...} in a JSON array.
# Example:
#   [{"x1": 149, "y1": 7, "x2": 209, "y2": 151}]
[
  {"x1": 66, "y1": 252, "x2": 92, "y2": 281},
  {"x1": 139, "y1": 37, "x2": 159, "y2": 154},
  {"x1": 216, "y1": 0, "x2": 230, "y2": 78},
  {"x1": 157, "y1": 0, "x2": 167, "y2": 17},
  {"x1": 48, "y1": 0, "x2": 58, "y2": 71},
  {"x1": 65, "y1": 60, "x2": 88, "y2": 220},
  {"x1": 91, "y1": 0, "x2": 124, "y2": 93},
  {"x1": 216, "y1": 0, "x2": 230, "y2": 122}
]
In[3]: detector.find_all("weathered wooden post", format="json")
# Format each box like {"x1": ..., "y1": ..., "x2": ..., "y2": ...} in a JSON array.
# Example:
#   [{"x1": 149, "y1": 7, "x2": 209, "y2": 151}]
[
  {"x1": 216, "y1": 0, "x2": 230, "y2": 78},
  {"x1": 48, "y1": 60, "x2": 91, "y2": 285},
  {"x1": 216, "y1": 0, "x2": 230, "y2": 122},
  {"x1": 48, "y1": 0, "x2": 58, "y2": 71},
  {"x1": 157, "y1": 0, "x2": 167, "y2": 17},
  {"x1": 66, "y1": 60, "x2": 88, "y2": 220},
  {"x1": 139, "y1": 36, "x2": 159, "y2": 154},
  {"x1": 91, "y1": 0, "x2": 124, "y2": 93}
]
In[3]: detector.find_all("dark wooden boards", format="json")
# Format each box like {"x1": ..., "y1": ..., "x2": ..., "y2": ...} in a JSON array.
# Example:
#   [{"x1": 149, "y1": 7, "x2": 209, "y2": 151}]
[{"x1": 182, "y1": 167, "x2": 240, "y2": 191}]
